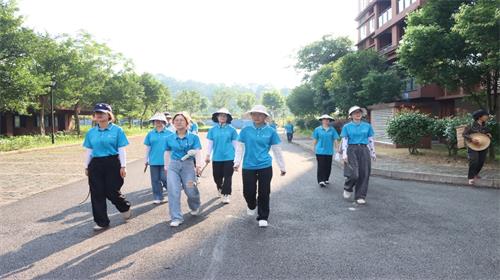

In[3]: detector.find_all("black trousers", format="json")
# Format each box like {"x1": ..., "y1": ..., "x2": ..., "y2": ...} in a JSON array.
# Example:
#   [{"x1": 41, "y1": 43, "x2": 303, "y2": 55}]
[
  {"x1": 316, "y1": 154, "x2": 333, "y2": 183},
  {"x1": 242, "y1": 167, "x2": 273, "y2": 221},
  {"x1": 468, "y1": 148, "x2": 488, "y2": 179},
  {"x1": 88, "y1": 155, "x2": 131, "y2": 227},
  {"x1": 212, "y1": 160, "x2": 234, "y2": 195},
  {"x1": 286, "y1": 133, "x2": 293, "y2": 142}
]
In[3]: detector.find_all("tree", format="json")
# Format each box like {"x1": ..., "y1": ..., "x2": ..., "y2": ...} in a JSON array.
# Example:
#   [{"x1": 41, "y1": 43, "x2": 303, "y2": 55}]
[
  {"x1": 286, "y1": 84, "x2": 316, "y2": 117},
  {"x1": 236, "y1": 93, "x2": 256, "y2": 112},
  {"x1": 261, "y1": 90, "x2": 285, "y2": 119},
  {"x1": 140, "y1": 73, "x2": 171, "y2": 128},
  {"x1": 211, "y1": 88, "x2": 234, "y2": 110},
  {"x1": 310, "y1": 63, "x2": 337, "y2": 114},
  {"x1": 387, "y1": 109, "x2": 434, "y2": 155},
  {"x1": 173, "y1": 90, "x2": 203, "y2": 115},
  {"x1": 295, "y1": 35, "x2": 353, "y2": 75}
]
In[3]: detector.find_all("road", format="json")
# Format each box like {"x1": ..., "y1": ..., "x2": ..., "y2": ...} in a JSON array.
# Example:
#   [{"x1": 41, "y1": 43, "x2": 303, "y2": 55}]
[{"x1": 0, "y1": 141, "x2": 498, "y2": 279}]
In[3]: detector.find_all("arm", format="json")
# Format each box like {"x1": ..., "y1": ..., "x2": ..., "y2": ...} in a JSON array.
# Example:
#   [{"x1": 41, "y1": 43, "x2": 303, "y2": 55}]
[
  {"x1": 195, "y1": 149, "x2": 203, "y2": 168},
  {"x1": 205, "y1": 139, "x2": 213, "y2": 162},
  {"x1": 164, "y1": 151, "x2": 171, "y2": 170},
  {"x1": 84, "y1": 148, "x2": 93, "y2": 169},
  {"x1": 341, "y1": 137, "x2": 348, "y2": 160},
  {"x1": 462, "y1": 125, "x2": 473, "y2": 141},
  {"x1": 234, "y1": 142, "x2": 245, "y2": 169},
  {"x1": 271, "y1": 144, "x2": 286, "y2": 174},
  {"x1": 312, "y1": 139, "x2": 317, "y2": 151},
  {"x1": 144, "y1": 146, "x2": 151, "y2": 164},
  {"x1": 368, "y1": 136, "x2": 376, "y2": 159},
  {"x1": 118, "y1": 147, "x2": 127, "y2": 167}
]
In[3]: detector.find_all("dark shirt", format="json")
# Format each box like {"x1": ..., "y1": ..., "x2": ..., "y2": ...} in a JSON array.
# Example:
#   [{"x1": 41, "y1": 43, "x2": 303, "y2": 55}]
[{"x1": 463, "y1": 121, "x2": 490, "y2": 141}]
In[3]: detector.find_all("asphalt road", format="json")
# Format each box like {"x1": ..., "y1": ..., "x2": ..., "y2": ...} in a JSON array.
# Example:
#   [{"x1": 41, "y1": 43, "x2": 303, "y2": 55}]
[{"x1": 0, "y1": 142, "x2": 498, "y2": 280}]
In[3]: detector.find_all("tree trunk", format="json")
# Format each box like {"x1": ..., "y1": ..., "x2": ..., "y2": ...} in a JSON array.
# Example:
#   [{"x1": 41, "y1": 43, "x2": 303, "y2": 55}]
[
  {"x1": 128, "y1": 117, "x2": 132, "y2": 129},
  {"x1": 140, "y1": 105, "x2": 149, "y2": 129},
  {"x1": 73, "y1": 102, "x2": 81, "y2": 136},
  {"x1": 489, "y1": 70, "x2": 499, "y2": 161},
  {"x1": 39, "y1": 95, "x2": 47, "y2": 136}
]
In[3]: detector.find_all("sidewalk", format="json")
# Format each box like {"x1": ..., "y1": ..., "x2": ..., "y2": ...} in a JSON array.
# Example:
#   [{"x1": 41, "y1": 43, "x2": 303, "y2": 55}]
[{"x1": 292, "y1": 136, "x2": 500, "y2": 188}]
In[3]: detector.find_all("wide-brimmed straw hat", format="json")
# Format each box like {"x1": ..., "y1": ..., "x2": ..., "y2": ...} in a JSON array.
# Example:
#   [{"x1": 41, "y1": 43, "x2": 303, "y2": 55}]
[
  {"x1": 247, "y1": 105, "x2": 270, "y2": 117},
  {"x1": 149, "y1": 112, "x2": 167, "y2": 123},
  {"x1": 348, "y1": 106, "x2": 367, "y2": 116},
  {"x1": 466, "y1": 133, "x2": 491, "y2": 151},
  {"x1": 212, "y1": 108, "x2": 233, "y2": 123},
  {"x1": 318, "y1": 114, "x2": 334, "y2": 121}
]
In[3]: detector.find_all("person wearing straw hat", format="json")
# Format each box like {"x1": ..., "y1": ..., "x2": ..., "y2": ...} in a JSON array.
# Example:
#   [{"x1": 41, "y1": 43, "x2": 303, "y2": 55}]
[
  {"x1": 205, "y1": 108, "x2": 239, "y2": 204},
  {"x1": 462, "y1": 109, "x2": 492, "y2": 185},
  {"x1": 234, "y1": 105, "x2": 286, "y2": 228},
  {"x1": 164, "y1": 112, "x2": 176, "y2": 133},
  {"x1": 312, "y1": 114, "x2": 340, "y2": 187},
  {"x1": 340, "y1": 106, "x2": 376, "y2": 205},
  {"x1": 163, "y1": 112, "x2": 203, "y2": 227},
  {"x1": 83, "y1": 103, "x2": 132, "y2": 231},
  {"x1": 144, "y1": 113, "x2": 174, "y2": 204}
]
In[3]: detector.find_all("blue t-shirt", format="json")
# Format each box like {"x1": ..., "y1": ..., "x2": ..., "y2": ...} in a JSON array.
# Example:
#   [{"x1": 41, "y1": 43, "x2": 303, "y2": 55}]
[
  {"x1": 144, "y1": 128, "x2": 174, "y2": 165},
  {"x1": 284, "y1": 124, "x2": 294, "y2": 134},
  {"x1": 270, "y1": 123, "x2": 277, "y2": 131},
  {"x1": 312, "y1": 126, "x2": 339, "y2": 155},
  {"x1": 207, "y1": 124, "x2": 238, "y2": 161},
  {"x1": 238, "y1": 123, "x2": 281, "y2": 170},
  {"x1": 190, "y1": 122, "x2": 199, "y2": 134},
  {"x1": 165, "y1": 132, "x2": 202, "y2": 160},
  {"x1": 83, "y1": 123, "x2": 129, "y2": 157},
  {"x1": 340, "y1": 121, "x2": 374, "y2": 145}
]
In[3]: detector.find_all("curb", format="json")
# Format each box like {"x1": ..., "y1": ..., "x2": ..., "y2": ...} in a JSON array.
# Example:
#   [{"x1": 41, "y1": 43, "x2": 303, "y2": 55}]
[{"x1": 292, "y1": 141, "x2": 499, "y2": 189}]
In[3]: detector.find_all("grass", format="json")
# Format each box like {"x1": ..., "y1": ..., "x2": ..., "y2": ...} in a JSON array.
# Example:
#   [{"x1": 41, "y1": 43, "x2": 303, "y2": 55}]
[{"x1": 0, "y1": 125, "x2": 149, "y2": 152}]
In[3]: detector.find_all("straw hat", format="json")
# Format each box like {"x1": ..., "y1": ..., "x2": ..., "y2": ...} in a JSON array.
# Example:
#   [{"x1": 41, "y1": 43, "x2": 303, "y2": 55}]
[
  {"x1": 318, "y1": 114, "x2": 334, "y2": 121},
  {"x1": 212, "y1": 108, "x2": 233, "y2": 123},
  {"x1": 466, "y1": 133, "x2": 491, "y2": 151},
  {"x1": 247, "y1": 105, "x2": 270, "y2": 117},
  {"x1": 348, "y1": 106, "x2": 367, "y2": 116},
  {"x1": 149, "y1": 112, "x2": 167, "y2": 123}
]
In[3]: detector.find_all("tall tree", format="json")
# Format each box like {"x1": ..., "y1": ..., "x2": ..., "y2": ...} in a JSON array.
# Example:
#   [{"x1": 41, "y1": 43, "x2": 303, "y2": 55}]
[
  {"x1": 236, "y1": 93, "x2": 256, "y2": 112},
  {"x1": 173, "y1": 90, "x2": 203, "y2": 115},
  {"x1": 261, "y1": 90, "x2": 285, "y2": 119},
  {"x1": 140, "y1": 73, "x2": 171, "y2": 128},
  {"x1": 286, "y1": 84, "x2": 316, "y2": 117},
  {"x1": 211, "y1": 88, "x2": 234, "y2": 110}
]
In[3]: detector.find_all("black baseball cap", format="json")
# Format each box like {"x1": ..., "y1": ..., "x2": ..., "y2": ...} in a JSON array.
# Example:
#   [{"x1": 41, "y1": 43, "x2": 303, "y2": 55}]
[{"x1": 93, "y1": 103, "x2": 112, "y2": 113}]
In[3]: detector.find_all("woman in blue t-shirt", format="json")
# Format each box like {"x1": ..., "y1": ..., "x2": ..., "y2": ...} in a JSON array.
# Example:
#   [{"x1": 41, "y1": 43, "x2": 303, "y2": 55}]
[
  {"x1": 234, "y1": 105, "x2": 286, "y2": 228},
  {"x1": 340, "y1": 106, "x2": 376, "y2": 205},
  {"x1": 312, "y1": 114, "x2": 340, "y2": 187},
  {"x1": 144, "y1": 113, "x2": 174, "y2": 204},
  {"x1": 205, "y1": 108, "x2": 238, "y2": 204},
  {"x1": 83, "y1": 103, "x2": 131, "y2": 231}
]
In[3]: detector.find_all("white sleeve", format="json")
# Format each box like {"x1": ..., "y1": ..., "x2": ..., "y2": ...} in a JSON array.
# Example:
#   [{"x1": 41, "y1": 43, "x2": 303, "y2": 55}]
[
  {"x1": 271, "y1": 144, "x2": 286, "y2": 172},
  {"x1": 232, "y1": 140, "x2": 238, "y2": 151},
  {"x1": 368, "y1": 136, "x2": 376, "y2": 157},
  {"x1": 84, "y1": 148, "x2": 93, "y2": 168},
  {"x1": 341, "y1": 137, "x2": 348, "y2": 158},
  {"x1": 234, "y1": 142, "x2": 245, "y2": 167},
  {"x1": 195, "y1": 149, "x2": 203, "y2": 168},
  {"x1": 164, "y1": 151, "x2": 171, "y2": 170},
  {"x1": 145, "y1": 146, "x2": 151, "y2": 164},
  {"x1": 206, "y1": 139, "x2": 213, "y2": 159},
  {"x1": 118, "y1": 147, "x2": 127, "y2": 167}
]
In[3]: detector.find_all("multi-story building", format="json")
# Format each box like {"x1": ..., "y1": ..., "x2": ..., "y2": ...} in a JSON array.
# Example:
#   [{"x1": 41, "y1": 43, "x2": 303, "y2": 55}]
[{"x1": 355, "y1": 0, "x2": 475, "y2": 146}]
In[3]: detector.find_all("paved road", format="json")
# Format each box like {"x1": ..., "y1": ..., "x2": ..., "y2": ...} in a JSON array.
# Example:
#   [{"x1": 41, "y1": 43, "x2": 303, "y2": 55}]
[{"x1": 0, "y1": 142, "x2": 498, "y2": 279}]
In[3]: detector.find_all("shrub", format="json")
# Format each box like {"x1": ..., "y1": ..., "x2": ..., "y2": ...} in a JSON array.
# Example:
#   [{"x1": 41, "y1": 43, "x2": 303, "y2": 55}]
[
  {"x1": 432, "y1": 114, "x2": 470, "y2": 156},
  {"x1": 387, "y1": 109, "x2": 434, "y2": 154}
]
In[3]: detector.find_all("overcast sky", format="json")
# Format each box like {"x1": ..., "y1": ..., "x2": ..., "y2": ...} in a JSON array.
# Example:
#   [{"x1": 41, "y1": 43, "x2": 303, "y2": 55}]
[{"x1": 18, "y1": 0, "x2": 358, "y2": 88}]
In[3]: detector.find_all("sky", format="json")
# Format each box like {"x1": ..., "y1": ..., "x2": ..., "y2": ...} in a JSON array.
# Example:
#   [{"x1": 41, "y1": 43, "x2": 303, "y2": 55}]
[{"x1": 17, "y1": 0, "x2": 358, "y2": 89}]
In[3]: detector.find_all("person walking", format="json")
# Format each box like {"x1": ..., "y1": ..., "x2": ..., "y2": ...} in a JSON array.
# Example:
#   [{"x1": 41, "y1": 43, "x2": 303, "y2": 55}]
[
  {"x1": 312, "y1": 114, "x2": 339, "y2": 187},
  {"x1": 284, "y1": 121, "x2": 294, "y2": 143},
  {"x1": 340, "y1": 106, "x2": 376, "y2": 205},
  {"x1": 205, "y1": 108, "x2": 238, "y2": 204},
  {"x1": 144, "y1": 113, "x2": 174, "y2": 204},
  {"x1": 164, "y1": 112, "x2": 176, "y2": 133},
  {"x1": 83, "y1": 103, "x2": 132, "y2": 231},
  {"x1": 463, "y1": 109, "x2": 492, "y2": 185},
  {"x1": 234, "y1": 105, "x2": 286, "y2": 228},
  {"x1": 164, "y1": 112, "x2": 203, "y2": 227}
]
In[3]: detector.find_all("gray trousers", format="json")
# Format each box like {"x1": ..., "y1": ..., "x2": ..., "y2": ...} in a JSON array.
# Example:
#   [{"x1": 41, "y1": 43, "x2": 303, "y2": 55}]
[{"x1": 343, "y1": 144, "x2": 371, "y2": 199}]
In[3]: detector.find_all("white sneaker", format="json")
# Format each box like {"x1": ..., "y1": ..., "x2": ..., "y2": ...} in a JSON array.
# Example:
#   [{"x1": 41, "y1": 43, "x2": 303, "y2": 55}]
[
  {"x1": 319, "y1": 181, "x2": 326, "y2": 187},
  {"x1": 258, "y1": 220, "x2": 268, "y2": 227},
  {"x1": 153, "y1": 200, "x2": 162, "y2": 205},
  {"x1": 93, "y1": 224, "x2": 108, "y2": 231},
  {"x1": 121, "y1": 209, "x2": 132, "y2": 220},
  {"x1": 222, "y1": 195, "x2": 231, "y2": 204},
  {"x1": 161, "y1": 197, "x2": 168, "y2": 203},
  {"x1": 170, "y1": 220, "x2": 183, "y2": 227},
  {"x1": 247, "y1": 207, "x2": 257, "y2": 216},
  {"x1": 217, "y1": 189, "x2": 222, "y2": 198},
  {"x1": 190, "y1": 208, "x2": 201, "y2": 216},
  {"x1": 356, "y1": 198, "x2": 366, "y2": 205},
  {"x1": 343, "y1": 190, "x2": 352, "y2": 199},
  {"x1": 325, "y1": 181, "x2": 330, "y2": 185}
]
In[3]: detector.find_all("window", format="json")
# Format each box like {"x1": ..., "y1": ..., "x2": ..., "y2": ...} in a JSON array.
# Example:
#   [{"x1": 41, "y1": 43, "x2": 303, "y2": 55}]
[
  {"x1": 378, "y1": 8, "x2": 392, "y2": 27},
  {"x1": 14, "y1": 116, "x2": 21, "y2": 128},
  {"x1": 369, "y1": 18, "x2": 375, "y2": 33},
  {"x1": 360, "y1": 24, "x2": 367, "y2": 39},
  {"x1": 398, "y1": 0, "x2": 416, "y2": 13}
]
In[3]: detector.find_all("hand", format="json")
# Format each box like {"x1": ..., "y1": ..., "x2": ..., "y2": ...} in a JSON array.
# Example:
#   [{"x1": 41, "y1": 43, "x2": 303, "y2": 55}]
[
  {"x1": 233, "y1": 165, "x2": 239, "y2": 172},
  {"x1": 280, "y1": 170, "x2": 286, "y2": 176},
  {"x1": 205, "y1": 155, "x2": 210, "y2": 164},
  {"x1": 85, "y1": 169, "x2": 89, "y2": 176},
  {"x1": 196, "y1": 166, "x2": 201, "y2": 177},
  {"x1": 342, "y1": 153, "x2": 348, "y2": 164},
  {"x1": 120, "y1": 167, "x2": 127, "y2": 178}
]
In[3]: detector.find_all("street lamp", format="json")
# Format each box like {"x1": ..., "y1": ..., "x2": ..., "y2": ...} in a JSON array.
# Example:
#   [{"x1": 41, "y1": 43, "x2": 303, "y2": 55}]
[{"x1": 49, "y1": 80, "x2": 56, "y2": 144}]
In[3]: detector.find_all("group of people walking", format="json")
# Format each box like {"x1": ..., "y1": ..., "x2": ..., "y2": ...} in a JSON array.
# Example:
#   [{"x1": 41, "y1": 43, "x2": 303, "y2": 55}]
[{"x1": 83, "y1": 101, "x2": 493, "y2": 231}]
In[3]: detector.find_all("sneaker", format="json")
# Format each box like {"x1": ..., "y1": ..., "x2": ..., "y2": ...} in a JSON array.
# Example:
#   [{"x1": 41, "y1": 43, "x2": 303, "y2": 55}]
[
  {"x1": 258, "y1": 220, "x2": 268, "y2": 228},
  {"x1": 161, "y1": 197, "x2": 168, "y2": 203},
  {"x1": 93, "y1": 224, "x2": 109, "y2": 231},
  {"x1": 153, "y1": 200, "x2": 162, "y2": 205},
  {"x1": 121, "y1": 209, "x2": 132, "y2": 220},
  {"x1": 190, "y1": 207, "x2": 201, "y2": 216},
  {"x1": 343, "y1": 190, "x2": 352, "y2": 199},
  {"x1": 217, "y1": 188, "x2": 222, "y2": 198},
  {"x1": 319, "y1": 181, "x2": 326, "y2": 187},
  {"x1": 222, "y1": 195, "x2": 231, "y2": 204},
  {"x1": 170, "y1": 220, "x2": 183, "y2": 227},
  {"x1": 356, "y1": 198, "x2": 366, "y2": 205},
  {"x1": 325, "y1": 181, "x2": 330, "y2": 185},
  {"x1": 247, "y1": 207, "x2": 257, "y2": 216}
]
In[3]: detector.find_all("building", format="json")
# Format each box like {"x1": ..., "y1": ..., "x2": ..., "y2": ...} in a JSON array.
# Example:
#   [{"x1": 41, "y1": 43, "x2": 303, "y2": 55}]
[{"x1": 355, "y1": 0, "x2": 475, "y2": 146}]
